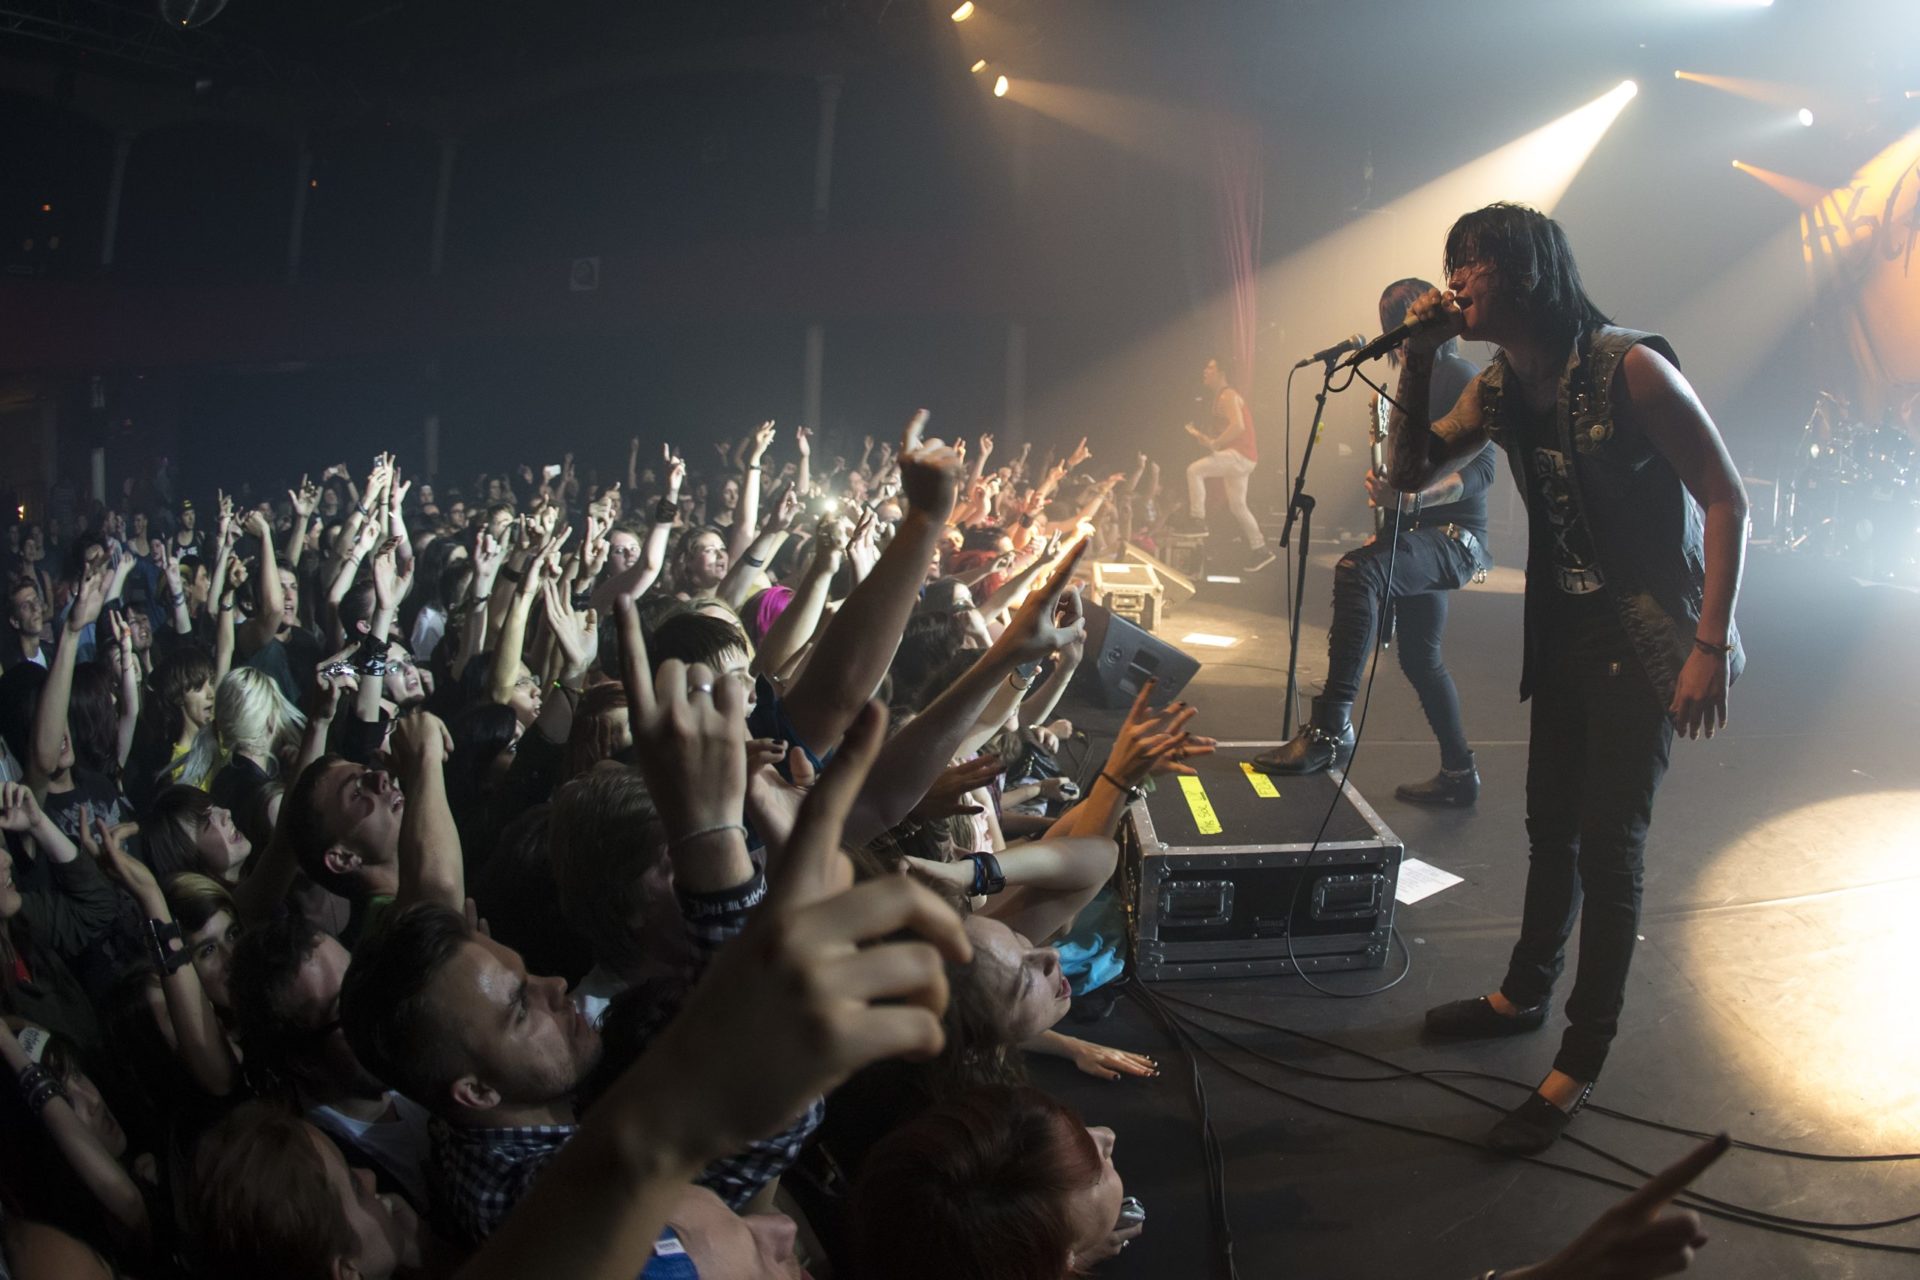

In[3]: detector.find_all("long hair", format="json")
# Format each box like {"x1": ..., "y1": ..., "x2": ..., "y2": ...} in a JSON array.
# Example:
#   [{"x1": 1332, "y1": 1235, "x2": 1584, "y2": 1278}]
[
  {"x1": 213, "y1": 667, "x2": 306, "y2": 772},
  {"x1": 1443, "y1": 202, "x2": 1609, "y2": 344},
  {"x1": 66, "y1": 661, "x2": 122, "y2": 778},
  {"x1": 851, "y1": 1085, "x2": 1105, "y2": 1280},
  {"x1": 144, "y1": 785, "x2": 220, "y2": 881},
  {"x1": 148, "y1": 652, "x2": 216, "y2": 752}
]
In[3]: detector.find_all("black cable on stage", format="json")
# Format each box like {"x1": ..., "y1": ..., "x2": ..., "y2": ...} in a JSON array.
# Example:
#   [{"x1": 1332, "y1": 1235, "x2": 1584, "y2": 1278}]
[
  {"x1": 1159, "y1": 1013, "x2": 1920, "y2": 1258},
  {"x1": 1152, "y1": 991, "x2": 1920, "y2": 1166},
  {"x1": 1148, "y1": 993, "x2": 1920, "y2": 1242},
  {"x1": 1125, "y1": 981, "x2": 1242, "y2": 1280}
]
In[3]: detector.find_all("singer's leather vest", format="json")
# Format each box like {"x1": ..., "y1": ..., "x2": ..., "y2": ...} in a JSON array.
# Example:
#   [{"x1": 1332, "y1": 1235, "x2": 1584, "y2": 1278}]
[{"x1": 1480, "y1": 325, "x2": 1745, "y2": 704}]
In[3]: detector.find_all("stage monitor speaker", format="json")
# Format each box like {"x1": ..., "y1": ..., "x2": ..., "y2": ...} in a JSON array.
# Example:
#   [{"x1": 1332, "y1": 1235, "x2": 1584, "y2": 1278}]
[
  {"x1": 1068, "y1": 602, "x2": 1200, "y2": 709},
  {"x1": 1124, "y1": 542, "x2": 1197, "y2": 605}
]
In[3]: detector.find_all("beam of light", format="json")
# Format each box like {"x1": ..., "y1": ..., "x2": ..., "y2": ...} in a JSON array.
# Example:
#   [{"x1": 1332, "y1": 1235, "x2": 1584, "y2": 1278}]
[
  {"x1": 1022, "y1": 80, "x2": 1641, "y2": 479},
  {"x1": 1731, "y1": 159, "x2": 1831, "y2": 207},
  {"x1": 993, "y1": 74, "x2": 1009, "y2": 99},
  {"x1": 1673, "y1": 69, "x2": 1806, "y2": 108},
  {"x1": 1246, "y1": 78, "x2": 1642, "y2": 360},
  {"x1": 1684, "y1": 790, "x2": 1920, "y2": 1145},
  {"x1": 993, "y1": 79, "x2": 1219, "y2": 176},
  {"x1": 950, "y1": 2, "x2": 974, "y2": 21},
  {"x1": 970, "y1": 59, "x2": 988, "y2": 74},
  {"x1": 1797, "y1": 107, "x2": 1814, "y2": 127},
  {"x1": 1673, "y1": 124, "x2": 1920, "y2": 406}
]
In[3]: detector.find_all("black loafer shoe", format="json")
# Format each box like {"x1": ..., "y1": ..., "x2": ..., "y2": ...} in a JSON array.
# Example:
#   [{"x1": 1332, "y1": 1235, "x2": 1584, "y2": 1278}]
[
  {"x1": 1423, "y1": 995, "x2": 1548, "y2": 1038},
  {"x1": 1395, "y1": 765, "x2": 1480, "y2": 807},
  {"x1": 1488, "y1": 1082, "x2": 1594, "y2": 1156}
]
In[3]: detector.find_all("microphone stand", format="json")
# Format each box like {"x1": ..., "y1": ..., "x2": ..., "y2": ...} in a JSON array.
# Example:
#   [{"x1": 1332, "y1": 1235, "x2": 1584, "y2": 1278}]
[{"x1": 1277, "y1": 355, "x2": 1343, "y2": 738}]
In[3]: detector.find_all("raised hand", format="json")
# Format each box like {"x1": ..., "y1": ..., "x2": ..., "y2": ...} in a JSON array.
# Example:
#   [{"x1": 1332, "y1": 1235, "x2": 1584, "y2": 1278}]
[
  {"x1": 540, "y1": 579, "x2": 597, "y2": 677},
  {"x1": 750, "y1": 420, "x2": 778, "y2": 463},
  {"x1": 795, "y1": 424, "x2": 812, "y2": 458},
  {"x1": 897, "y1": 410, "x2": 965, "y2": 522},
  {"x1": 473, "y1": 529, "x2": 506, "y2": 587},
  {"x1": 997, "y1": 542, "x2": 1088, "y2": 661},
  {"x1": 312, "y1": 644, "x2": 361, "y2": 717},
  {"x1": 1067, "y1": 436, "x2": 1092, "y2": 468},
  {"x1": 613, "y1": 597, "x2": 747, "y2": 844},
  {"x1": 905, "y1": 755, "x2": 1001, "y2": 823},
  {"x1": 766, "y1": 482, "x2": 802, "y2": 532},
  {"x1": 83, "y1": 807, "x2": 164, "y2": 914},
  {"x1": 289, "y1": 475, "x2": 319, "y2": 518},
  {"x1": 638, "y1": 700, "x2": 971, "y2": 1156},
  {"x1": 978, "y1": 432, "x2": 995, "y2": 460},
  {"x1": 367, "y1": 537, "x2": 402, "y2": 609},
  {"x1": 847, "y1": 508, "x2": 881, "y2": 582},
  {"x1": 103, "y1": 610, "x2": 134, "y2": 679},
  {"x1": 69, "y1": 564, "x2": 111, "y2": 632},
  {"x1": 1102, "y1": 680, "x2": 1214, "y2": 788},
  {"x1": 0, "y1": 782, "x2": 44, "y2": 833}
]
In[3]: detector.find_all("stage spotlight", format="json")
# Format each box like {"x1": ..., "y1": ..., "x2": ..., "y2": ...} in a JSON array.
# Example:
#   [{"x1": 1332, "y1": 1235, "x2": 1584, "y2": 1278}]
[
  {"x1": 994, "y1": 74, "x2": 1009, "y2": 98},
  {"x1": 1674, "y1": 69, "x2": 1796, "y2": 106},
  {"x1": 971, "y1": 59, "x2": 988, "y2": 73},
  {"x1": 1798, "y1": 107, "x2": 1814, "y2": 127},
  {"x1": 1730, "y1": 159, "x2": 1829, "y2": 205},
  {"x1": 951, "y1": 2, "x2": 974, "y2": 20},
  {"x1": 1619, "y1": 79, "x2": 1639, "y2": 99}
]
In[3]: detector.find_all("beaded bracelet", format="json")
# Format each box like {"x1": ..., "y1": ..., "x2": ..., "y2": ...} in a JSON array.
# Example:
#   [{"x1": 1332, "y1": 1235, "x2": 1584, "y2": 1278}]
[{"x1": 17, "y1": 1063, "x2": 64, "y2": 1115}]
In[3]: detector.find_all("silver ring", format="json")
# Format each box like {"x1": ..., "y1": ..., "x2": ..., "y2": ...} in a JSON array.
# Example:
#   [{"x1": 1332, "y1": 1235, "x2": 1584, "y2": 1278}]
[
  {"x1": 1120, "y1": 1239, "x2": 1132, "y2": 1249},
  {"x1": 690, "y1": 683, "x2": 715, "y2": 695}
]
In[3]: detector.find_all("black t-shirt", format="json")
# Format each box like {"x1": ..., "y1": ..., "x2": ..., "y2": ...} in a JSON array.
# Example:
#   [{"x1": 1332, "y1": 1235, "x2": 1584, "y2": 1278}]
[
  {"x1": 37, "y1": 769, "x2": 149, "y2": 1002},
  {"x1": 245, "y1": 626, "x2": 324, "y2": 705},
  {"x1": 1510, "y1": 392, "x2": 1629, "y2": 658},
  {"x1": 1407, "y1": 351, "x2": 1496, "y2": 536},
  {"x1": 210, "y1": 753, "x2": 273, "y2": 821}
]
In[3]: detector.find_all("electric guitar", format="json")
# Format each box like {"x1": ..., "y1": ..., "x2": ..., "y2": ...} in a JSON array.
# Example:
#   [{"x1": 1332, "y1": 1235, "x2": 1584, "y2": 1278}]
[{"x1": 1371, "y1": 393, "x2": 1393, "y2": 537}]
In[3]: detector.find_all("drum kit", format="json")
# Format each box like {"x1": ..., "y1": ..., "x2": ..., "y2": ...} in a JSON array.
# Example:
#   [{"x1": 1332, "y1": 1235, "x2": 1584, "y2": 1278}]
[{"x1": 1779, "y1": 389, "x2": 1920, "y2": 580}]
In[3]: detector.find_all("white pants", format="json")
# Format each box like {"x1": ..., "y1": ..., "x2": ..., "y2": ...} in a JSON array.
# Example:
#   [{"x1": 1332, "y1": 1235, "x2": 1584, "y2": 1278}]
[{"x1": 1187, "y1": 450, "x2": 1264, "y2": 550}]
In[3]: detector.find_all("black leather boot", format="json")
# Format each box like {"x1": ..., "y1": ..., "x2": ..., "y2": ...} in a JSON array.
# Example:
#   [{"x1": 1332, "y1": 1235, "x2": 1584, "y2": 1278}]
[
  {"x1": 1251, "y1": 697, "x2": 1354, "y2": 775},
  {"x1": 1395, "y1": 755, "x2": 1480, "y2": 807}
]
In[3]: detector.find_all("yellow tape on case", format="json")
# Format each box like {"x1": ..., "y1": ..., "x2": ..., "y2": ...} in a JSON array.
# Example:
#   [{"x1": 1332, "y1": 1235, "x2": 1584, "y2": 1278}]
[
  {"x1": 1240, "y1": 761, "x2": 1280, "y2": 799},
  {"x1": 1178, "y1": 775, "x2": 1223, "y2": 835}
]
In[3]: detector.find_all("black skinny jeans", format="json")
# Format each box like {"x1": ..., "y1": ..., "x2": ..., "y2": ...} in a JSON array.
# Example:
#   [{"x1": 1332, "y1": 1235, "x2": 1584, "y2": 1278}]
[
  {"x1": 1322, "y1": 526, "x2": 1481, "y2": 770},
  {"x1": 1501, "y1": 645, "x2": 1674, "y2": 1082}
]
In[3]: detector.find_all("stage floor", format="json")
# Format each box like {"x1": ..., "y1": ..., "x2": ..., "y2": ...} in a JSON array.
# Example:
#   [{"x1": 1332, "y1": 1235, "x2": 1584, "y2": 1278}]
[{"x1": 1038, "y1": 550, "x2": 1920, "y2": 1279}]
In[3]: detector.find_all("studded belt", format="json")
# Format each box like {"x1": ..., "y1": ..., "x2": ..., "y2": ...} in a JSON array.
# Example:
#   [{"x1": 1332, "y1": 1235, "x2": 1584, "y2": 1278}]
[{"x1": 1410, "y1": 521, "x2": 1490, "y2": 582}]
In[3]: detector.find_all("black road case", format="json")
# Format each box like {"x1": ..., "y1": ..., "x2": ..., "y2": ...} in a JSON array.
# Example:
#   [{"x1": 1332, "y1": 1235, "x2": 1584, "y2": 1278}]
[{"x1": 1121, "y1": 743, "x2": 1405, "y2": 982}]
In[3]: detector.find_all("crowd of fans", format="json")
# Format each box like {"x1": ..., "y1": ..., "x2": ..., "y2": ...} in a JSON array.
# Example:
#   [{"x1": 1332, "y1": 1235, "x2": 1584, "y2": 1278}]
[{"x1": 1, "y1": 416, "x2": 1719, "y2": 1278}]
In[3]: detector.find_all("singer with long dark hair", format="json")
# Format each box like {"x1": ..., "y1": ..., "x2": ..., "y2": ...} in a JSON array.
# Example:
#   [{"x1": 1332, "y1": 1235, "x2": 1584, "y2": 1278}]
[
  {"x1": 1252, "y1": 279, "x2": 1495, "y2": 804},
  {"x1": 1389, "y1": 203, "x2": 1747, "y2": 1155}
]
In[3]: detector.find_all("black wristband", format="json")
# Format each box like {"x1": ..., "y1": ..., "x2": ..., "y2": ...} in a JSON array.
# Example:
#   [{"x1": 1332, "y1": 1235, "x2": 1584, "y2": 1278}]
[
  {"x1": 655, "y1": 499, "x2": 678, "y2": 524},
  {"x1": 500, "y1": 566, "x2": 524, "y2": 584},
  {"x1": 969, "y1": 852, "x2": 1007, "y2": 896},
  {"x1": 1099, "y1": 771, "x2": 1145, "y2": 803},
  {"x1": 144, "y1": 918, "x2": 189, "y2": 975}
]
